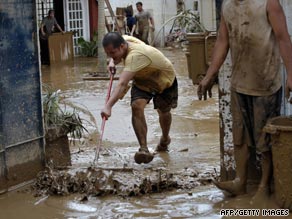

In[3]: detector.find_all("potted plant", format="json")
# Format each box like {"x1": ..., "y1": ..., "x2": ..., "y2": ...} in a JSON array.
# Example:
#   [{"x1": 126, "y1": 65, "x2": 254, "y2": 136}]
[
  {"x1": 166, "y1": 9, "x2": 205, "y2": 48},
  {"x1": 77, "y1": 32, "x2": 98, "y2": 57},
  {"x1": 42, "y1": 85, "x2": 87, "y2": 167}
]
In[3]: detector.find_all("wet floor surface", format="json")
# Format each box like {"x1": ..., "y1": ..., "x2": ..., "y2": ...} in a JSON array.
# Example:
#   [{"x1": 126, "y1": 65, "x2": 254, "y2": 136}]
[{"x1": 1, "y1": 48, "x2": 291, "y2": 219}]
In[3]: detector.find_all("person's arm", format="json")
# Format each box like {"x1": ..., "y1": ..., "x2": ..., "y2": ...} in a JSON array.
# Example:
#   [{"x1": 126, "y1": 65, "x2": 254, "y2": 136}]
[
  {"x1": 267, "y1": 0, "x2": 292, "y2": 98},
  {"x1": 56, "y1": 23, "x2": 65, "y2": 33},
  {"x1": 131, "y1": 24, "x2": 136, "y2": 36},
  {"x1": 149, "y1": 13, "x2": 155, "y2": 31},
  {"x1": 197, "y1": 15, "x2": 230, "y2": 100},
  {"x1": 54, "y1": 18, "x2": 65, "y2": 33},
  {"x1": 107, "y1": 58, "x2": 116, "y2": 73},
  {"x1": 101, "y1": 70, "x2": 135, "y2": 119},
  {"x1": 131, "y1": 18, "x2": 137, "y2": 36},
  {"x1": 150, "y1": 17, "x2": 154, "y2": 26},
  {"x1": 40, "y1": 20, "x2": 46, "y2": 36}
]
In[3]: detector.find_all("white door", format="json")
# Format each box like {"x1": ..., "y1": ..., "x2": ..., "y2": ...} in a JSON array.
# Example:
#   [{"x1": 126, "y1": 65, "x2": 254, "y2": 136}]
[{"x1": 64, "y1": 0, "x2": 90, "y2": 55}]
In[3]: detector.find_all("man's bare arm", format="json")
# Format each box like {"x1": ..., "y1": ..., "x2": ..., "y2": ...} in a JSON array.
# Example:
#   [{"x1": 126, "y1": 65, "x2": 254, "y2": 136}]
[
  {"x1": 41, "y1": 23, "x2": 46, "y2": 35},
  {"x1": 150, "y1": 17, "x2": 154, "y2": 27},
  {"x1": 107, "y1": 71, "x2": 134, "y2": 108},
  {"x1": 56, "y1": 24, "x2": 64, "y2": 33},
  {"x1": 101, "y1": 71, "x2": 135, "y2": 119}
]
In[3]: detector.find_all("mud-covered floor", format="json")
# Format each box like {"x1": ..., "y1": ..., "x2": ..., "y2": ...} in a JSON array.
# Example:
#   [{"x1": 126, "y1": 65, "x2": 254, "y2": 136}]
[{"x1": 0, "y1": 48, "x2": 290, "y2": 219}]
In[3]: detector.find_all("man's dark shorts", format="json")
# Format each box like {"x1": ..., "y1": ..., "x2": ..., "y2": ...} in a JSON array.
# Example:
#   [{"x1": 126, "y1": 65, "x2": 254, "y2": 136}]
[
  {"x1": 131, "y1": 78, "x2": 178, "y2": 112},
  {"x1": 231, "y1": 88, "x2": 282, "y2": 152}
]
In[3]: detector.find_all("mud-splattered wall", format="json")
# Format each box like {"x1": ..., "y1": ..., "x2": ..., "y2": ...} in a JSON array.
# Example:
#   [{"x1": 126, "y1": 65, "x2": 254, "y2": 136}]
[{"x1": 0, "y1": 1, "x2": 45, "y2": 192}]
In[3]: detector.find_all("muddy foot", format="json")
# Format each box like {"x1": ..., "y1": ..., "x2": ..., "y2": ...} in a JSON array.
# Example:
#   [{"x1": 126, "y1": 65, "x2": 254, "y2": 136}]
[
  {"x1": 134, "y1": 148, "x2": 154, "y2": 164},
  {"x1": 250, "y1": 186, "x2": 270, "y2": 205},
  {"x1": 156, "y1": 136, "x2": 171, "y2": 152},
  {"x1": 212, "y1": 179, "x2": 246, "y2": 196}
]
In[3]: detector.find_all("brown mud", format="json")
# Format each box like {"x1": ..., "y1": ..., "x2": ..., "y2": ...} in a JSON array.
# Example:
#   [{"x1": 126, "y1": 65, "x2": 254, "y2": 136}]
[{"x1": 32, "y1": 166, "x2": 214, "y2": 197}]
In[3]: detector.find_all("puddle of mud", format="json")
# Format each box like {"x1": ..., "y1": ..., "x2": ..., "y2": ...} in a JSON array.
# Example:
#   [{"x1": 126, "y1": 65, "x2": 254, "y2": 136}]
[{"x1": 0, "y1": 184, "x2": 224, "y2": 219}]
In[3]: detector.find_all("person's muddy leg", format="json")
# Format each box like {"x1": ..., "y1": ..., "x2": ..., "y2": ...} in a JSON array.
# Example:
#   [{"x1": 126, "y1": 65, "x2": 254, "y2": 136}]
[
  {"x1": 131, "y1": 99, "x2": 148, "y2": 150},
  {"x1": 251, "y1": 151, "x2": 272, "y2": 203},
  {"x1": 132, "y1": 99, "x2": 154, "y2": 164},
  {"x1": 259, "y1": 151, "x2": 273, "y2": 190},
  {"x1": 213, "y1": 143, "x2": 249, "y2": 196},
  {"x1": 155, "y1": 80, "x2": 177, "y2": 152},
  {"x1": 141, "y1": 28, "x2": 149, "y2": 44},
  {"x1": 157, "y1": 109, "x2": 172, "y2": 146},
  {"x1": 215, "y1": 91, "x2": 250, "y2": 196},
  {"x1": 251, "y1": 89, "x2": 281, "y2": 202}
]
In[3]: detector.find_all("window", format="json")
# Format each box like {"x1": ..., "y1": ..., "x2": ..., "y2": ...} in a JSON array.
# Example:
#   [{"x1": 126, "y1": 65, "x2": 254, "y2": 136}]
[{"x1": 36, "y1": 0, "x2": 54, "y2": 27}]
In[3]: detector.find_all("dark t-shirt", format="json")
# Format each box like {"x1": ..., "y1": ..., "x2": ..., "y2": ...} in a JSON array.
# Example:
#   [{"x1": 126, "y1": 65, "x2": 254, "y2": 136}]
[{"x1": 126, "y1": 16, "x2": 136, "y2": 32}]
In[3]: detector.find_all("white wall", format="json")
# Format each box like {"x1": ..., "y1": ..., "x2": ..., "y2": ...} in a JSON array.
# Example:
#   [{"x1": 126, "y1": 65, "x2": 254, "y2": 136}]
[
  {"x1": 281, "y1": 0, "x2": 292, "y2": 115},
  {"x1": 200, "y1": 0, "x2": 216, "y2": 31},
  {"x1": 282, "y1": 0, "x2": 292, "y2": 36}
]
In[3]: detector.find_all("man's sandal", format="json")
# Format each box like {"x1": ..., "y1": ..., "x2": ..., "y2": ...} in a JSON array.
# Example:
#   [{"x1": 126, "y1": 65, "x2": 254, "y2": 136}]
[
  {"x1": 134, "y1": 148, "x2": 154, "y2": 164},
  {"x1": 156, "y1": 136, "x2": 171, "y2": 152}
]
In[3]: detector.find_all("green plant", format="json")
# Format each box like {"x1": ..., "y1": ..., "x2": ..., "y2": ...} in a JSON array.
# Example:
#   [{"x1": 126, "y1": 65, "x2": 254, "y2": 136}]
[
  {"x1": 175, "y1": 10, "x2": 205, "y2": 33},
  {"x1": 42, "y1": 85, "x2": 88, "y2": 140},
  {"x1": 166, "y1": 10, "x2": 206, "y2": 44},
  {"x1": 77, "y1": 32, "x2": 98, "y2": 57}
]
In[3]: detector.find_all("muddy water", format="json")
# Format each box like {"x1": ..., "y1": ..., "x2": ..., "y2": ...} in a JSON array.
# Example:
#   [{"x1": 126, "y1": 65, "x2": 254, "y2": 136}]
[{"x1": 0, "y1": 48, "x2": 289, "y2": 219}]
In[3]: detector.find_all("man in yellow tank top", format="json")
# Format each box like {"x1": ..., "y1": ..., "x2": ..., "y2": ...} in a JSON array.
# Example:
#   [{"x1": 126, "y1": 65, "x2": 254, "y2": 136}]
[
  {"x1": 198, "y1": 0, "x2": 292, "y2": 202},
  {"x1": 101, "y1": 32, "x2": 178, "y2": 164}
]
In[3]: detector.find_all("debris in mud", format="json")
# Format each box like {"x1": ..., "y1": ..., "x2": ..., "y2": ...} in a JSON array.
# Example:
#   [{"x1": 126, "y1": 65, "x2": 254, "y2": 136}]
[
  {"x1": 82, "y1": 72, "x2": 119, "y2": 81},
  {"x1": 32, "y1": 166, "x2": 215, "y2": 197},
  {"x1": 178, "y1": 148, "x2": 189, "y2": 152}
]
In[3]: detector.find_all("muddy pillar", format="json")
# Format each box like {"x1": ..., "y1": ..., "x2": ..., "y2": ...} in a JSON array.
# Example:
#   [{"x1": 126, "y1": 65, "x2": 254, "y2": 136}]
[{"x1": 0, "y1": 1, "x2": 45, "y2": 192}]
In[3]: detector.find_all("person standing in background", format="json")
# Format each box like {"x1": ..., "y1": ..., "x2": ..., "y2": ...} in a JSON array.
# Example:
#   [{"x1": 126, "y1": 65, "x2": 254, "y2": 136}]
[
  {"x1": 134, "y1": 2, "x2": 154, "y2": 44},
  {"x1": 39, "y1": 9, "x2": 64, "y2": 65},
  {"x1": 125, "y1": 8, "x2": 137, "y2": 36}
]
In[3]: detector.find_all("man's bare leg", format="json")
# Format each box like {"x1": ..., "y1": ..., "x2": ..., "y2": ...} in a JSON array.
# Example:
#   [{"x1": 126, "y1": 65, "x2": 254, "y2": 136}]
[
  {"x1": 131, "y1": 99, "x2": 153, "y2": 163},
  {"x1": 251, "y1": 151, "x2": 272, "y2": 203},
  {"x1": 156, "y1": 109, "x2": 172, "y2": 151},
  {"x1": 131, "y1": 99, "x2": 148, "y2": 149},
  {"x1": 213, "y1": 144, "x2": 249, "y2": 196}
]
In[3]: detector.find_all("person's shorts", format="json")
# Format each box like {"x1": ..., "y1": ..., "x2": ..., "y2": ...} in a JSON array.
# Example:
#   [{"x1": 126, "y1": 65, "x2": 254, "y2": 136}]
[
  {"x1": 131, "y1": 77, "x2": 178, "y2": 112},
  {"x1": 231, "y1": 88, "x2": 282, "y2": 152}
]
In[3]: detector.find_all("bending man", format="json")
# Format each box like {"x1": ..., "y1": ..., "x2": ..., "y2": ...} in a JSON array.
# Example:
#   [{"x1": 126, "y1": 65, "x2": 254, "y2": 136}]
[{"x1": 101, "y1": 32, "x2": 178, "y2": 164}]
